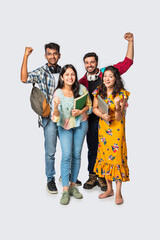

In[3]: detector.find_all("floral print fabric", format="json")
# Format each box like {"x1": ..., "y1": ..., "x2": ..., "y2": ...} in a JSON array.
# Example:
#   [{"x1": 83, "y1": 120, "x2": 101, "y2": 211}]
[{"x1": 93, "y1": 88, "x2": 130, "y2": 182}]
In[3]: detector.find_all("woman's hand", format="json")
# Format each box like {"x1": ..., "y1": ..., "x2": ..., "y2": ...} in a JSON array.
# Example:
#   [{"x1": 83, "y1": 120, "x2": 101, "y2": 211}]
[
  {"x1": 114, "y1": 96, "x2": 121, "y2": 109},
  {"x1": 102, "y1": 113, "x2": 111, "y2": 122},
  {"x1": 54, "y1": 96, "x2": 61, "y2": 109},
  {"x1": 72, "y1": 109, "x2": 82, "y2": 117}
]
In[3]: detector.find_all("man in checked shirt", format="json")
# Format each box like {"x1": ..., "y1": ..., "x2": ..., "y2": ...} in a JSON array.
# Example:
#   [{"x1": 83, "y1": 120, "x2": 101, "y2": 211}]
[
  {"x1": 21, "y1": 43, "x2": 61, "y2": 194},
  {"x1": 79, "y1": 33, "x2": 134, "y2": 191}
]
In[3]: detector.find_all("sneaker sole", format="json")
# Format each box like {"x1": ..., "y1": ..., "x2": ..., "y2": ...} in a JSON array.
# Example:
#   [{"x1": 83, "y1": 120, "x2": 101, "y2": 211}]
[
  {"x1": 75, "y1": 183, "x2": 82, "y2": 186},
  {"x1": 60, "y1": 199, "x2": 70, "y2": 205},
  {"x1": 69, "y1": 193, "x2": 83, "y2": 199},
  {"x1": 46, "y1": 187, "x2": 58, "y2": 194},
  {"x1": 83, "y1": 181, "x2": 97, "y2": 189}
]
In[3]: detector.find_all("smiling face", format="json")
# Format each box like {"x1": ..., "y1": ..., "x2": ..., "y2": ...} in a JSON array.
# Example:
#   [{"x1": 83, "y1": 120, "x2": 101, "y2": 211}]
[
  {"x1": 84, "y1": 56, "x2": 98, "y2": 74},
  {"x1": 61, "y1": 67, "x2": 76, "y2": 87},
  {"x1": 103, "y1": 70, "x2": 116, "y2": 89},
  {"x1": 45, "y1": 48, "x2": 61, "y2": 66}
]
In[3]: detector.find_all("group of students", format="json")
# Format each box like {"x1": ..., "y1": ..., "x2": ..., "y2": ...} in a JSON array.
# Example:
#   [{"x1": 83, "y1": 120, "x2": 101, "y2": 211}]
[{"x1": 21, "y1": 32, "x2": 134, "y2": 205}]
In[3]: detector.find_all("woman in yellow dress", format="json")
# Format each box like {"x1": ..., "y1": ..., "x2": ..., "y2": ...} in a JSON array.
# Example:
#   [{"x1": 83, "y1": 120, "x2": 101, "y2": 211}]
[{"x1": 92, "y1": 65, "x2": 130, "y2": 205}]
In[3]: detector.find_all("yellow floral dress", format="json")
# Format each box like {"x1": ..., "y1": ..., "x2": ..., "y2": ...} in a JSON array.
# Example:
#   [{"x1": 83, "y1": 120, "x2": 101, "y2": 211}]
[{"x1": 93, "y1": 88, "x2": 130, "y2": 182}]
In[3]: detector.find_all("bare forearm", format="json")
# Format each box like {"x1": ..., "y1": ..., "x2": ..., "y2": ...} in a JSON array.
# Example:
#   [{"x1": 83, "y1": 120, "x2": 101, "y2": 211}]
[
  {"x1": 21, "y1": 55, "x2": 28, "y2": 82},
  {"x1": 115, "y1": 105, "x2": 124, "y2": 121},
  {"x1": 115, "y1": 111, "x2": 123, "y2": 121},
  {"x1": 81, "y1": 106, "x2": 89, "y2": 114},
  {"x1": 126, "y1": 40, "x2": 134, "y2": 60},
  {"x1": 93, "y1": 107, "x2": 103, "y2": 118}
]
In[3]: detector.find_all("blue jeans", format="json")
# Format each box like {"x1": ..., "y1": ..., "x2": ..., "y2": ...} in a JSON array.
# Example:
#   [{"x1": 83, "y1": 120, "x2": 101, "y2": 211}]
[
  {"x1": 58, "y1": 121, "x2": 88, "y2": 187},
  {"x1": 87, "y1": 119, "x2": 98, "y2": 174},
  {"x1": 42, "y1": 118, "x2": 58, "y2": 182}
]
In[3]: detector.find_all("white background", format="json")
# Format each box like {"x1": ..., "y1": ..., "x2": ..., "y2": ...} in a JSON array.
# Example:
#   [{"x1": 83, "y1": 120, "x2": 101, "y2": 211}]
[{"x1": 0, "y1": 0, "x2": 159, "y2": 239}]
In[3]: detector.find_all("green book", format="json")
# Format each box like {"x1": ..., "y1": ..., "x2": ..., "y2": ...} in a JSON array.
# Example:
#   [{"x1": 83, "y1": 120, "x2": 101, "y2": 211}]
[{"x1": 74, "y1": 92, "x2": 88, "y2": 110}]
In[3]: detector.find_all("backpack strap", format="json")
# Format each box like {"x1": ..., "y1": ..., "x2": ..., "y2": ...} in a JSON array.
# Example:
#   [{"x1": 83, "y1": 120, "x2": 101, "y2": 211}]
[
  {"x1": 38, "y1": 116, "x2": 50, "y2": 129},
  {"x1": 40, "y1": 72, "x2": 50, "y2": 129},
  {"x1": 44, "y1": 72, "x2": 50, "y2": 103}
]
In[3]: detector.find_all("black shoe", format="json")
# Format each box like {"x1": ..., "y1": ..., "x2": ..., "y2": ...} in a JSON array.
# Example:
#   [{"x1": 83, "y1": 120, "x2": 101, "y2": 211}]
[
  {"x1": 75, "y1": 179, "x2": 82, "y2": 186},
  {"x1": 46, "y1": 179, "x2": 58, "y2": 194},
  {"x1": 59, "y1": 175, "x2": 82, "y2": 186}
]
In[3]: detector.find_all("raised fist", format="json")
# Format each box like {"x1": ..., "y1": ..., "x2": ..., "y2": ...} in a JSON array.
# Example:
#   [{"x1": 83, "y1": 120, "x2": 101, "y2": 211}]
[
  {"x1": 54, "y1": 96, "x2": 61, "y2": 108},
  {"x1": 24, "y1": 47, "x2": 33, "y2": 57},
  {"x1": 114, "y1": 96, "x2": 121, "y2": 107},
  {"x1": 124, "y1": 32, "x2": 134, "y2": 42}
]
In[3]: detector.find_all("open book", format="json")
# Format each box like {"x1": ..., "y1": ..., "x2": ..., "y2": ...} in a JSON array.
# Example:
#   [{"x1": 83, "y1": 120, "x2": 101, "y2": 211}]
[
  {"x1": 98, "y1": 95, "x2": 109, "y2": 125},
  {"x1": 74, "y1": 92, "x2": 88, "y2": 110}
]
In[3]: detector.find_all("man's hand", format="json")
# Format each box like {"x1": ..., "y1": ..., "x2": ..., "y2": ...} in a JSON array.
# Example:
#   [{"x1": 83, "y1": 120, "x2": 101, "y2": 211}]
[
  {"x1": 21, "y1": 47, "x2": 33, "y2": 82},
  {"x1": 24, "y1": 47, "x2": 33, "y2": 57},
  {"x1": 124, "y1": 32, "x2": 134, "y2": 42},
  {"x1": 72, "y1": 109, "x2": 82, "y2": 117}
]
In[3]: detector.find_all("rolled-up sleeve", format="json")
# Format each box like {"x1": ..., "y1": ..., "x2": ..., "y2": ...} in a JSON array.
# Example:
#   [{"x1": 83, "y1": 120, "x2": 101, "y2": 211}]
[
  {"x1": 113, "y1": 57, "x2": 133, "y2": 75},
  {"x1": 101, "y1": 57, "x2": 133, "y2": 76},
  {"x1": 26, "y1": 67, "x2": 41, "y2": 84}
]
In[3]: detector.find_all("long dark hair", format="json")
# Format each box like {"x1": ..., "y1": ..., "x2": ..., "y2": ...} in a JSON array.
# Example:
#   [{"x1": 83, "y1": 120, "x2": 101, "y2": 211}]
[
  {"x1": 99, "y1": 66, "x2": 125, "y2": 99},
  {"x1": 55, "y1": 64, "x2": 80, "y2": 98}
]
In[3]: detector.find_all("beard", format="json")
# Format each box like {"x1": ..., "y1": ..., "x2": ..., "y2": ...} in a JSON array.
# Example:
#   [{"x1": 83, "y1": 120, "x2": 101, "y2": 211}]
[
  {"x1": 48, "y1": 58, "x2": 58, "y2": 66},
  {"x1": 86, "y1": 67, "x2": 98, "y2": 74}
]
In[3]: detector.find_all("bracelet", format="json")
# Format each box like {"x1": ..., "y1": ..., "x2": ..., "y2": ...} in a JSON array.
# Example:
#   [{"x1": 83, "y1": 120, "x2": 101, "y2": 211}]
[{"x1": 115, "y1": 106, "x2": 121, "y2": 112}]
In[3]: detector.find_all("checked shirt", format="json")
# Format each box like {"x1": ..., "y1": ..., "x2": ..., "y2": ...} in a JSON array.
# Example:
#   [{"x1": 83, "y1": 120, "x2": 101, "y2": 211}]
[{"x1": 26, "y1": 63, "x2": 60, "y2": 112}]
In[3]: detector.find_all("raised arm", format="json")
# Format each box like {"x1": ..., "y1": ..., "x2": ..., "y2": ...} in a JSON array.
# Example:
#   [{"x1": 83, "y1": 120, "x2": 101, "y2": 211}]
[
  {"x1": 113, "y1": 32, "x2": 134, "y2": 75},
  {"x1": 101, "y1": 33, "x2": 134, "y2": 75},
  {"x1": 21, "y1": 47, "x2": 33, "y2": 82},
  {"x1": 124, "y1": 32, "x2": 134, "y2": 60}
]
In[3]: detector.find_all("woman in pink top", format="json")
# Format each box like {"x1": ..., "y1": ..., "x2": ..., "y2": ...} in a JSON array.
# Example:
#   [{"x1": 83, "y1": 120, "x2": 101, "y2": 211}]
[{"x1": 52, "y1": 64, "x2": 92, "y2": 205}]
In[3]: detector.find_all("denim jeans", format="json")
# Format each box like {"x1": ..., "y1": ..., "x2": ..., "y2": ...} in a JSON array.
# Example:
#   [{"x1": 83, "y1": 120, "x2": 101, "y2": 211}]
[
  {"x1": 58, "y1": 120, "x2": 88, "y2": 187},
  {"x1": 86, "y1": 119, "x2": 98, "y2": 174},
  {"x1": 42, "y1": 117, "x2": 58, "y2": 182}
]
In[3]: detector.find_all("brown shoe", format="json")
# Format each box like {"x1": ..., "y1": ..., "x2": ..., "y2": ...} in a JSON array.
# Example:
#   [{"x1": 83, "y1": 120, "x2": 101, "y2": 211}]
[
  {"x1": 83, "y1": 174, "x2": 98, "y2": 189},
  {"x1": 97, "y1": 177, "x2": 107, "y2": 191}
]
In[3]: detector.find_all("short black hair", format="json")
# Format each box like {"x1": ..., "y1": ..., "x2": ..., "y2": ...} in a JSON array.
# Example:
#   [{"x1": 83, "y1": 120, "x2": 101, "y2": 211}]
[
  {"x1": 83, "y1": 52, "x2": 98, "y2": 62},
  {"x1": 45, "y1": 42, "x2": 60, "y2": 53}
]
